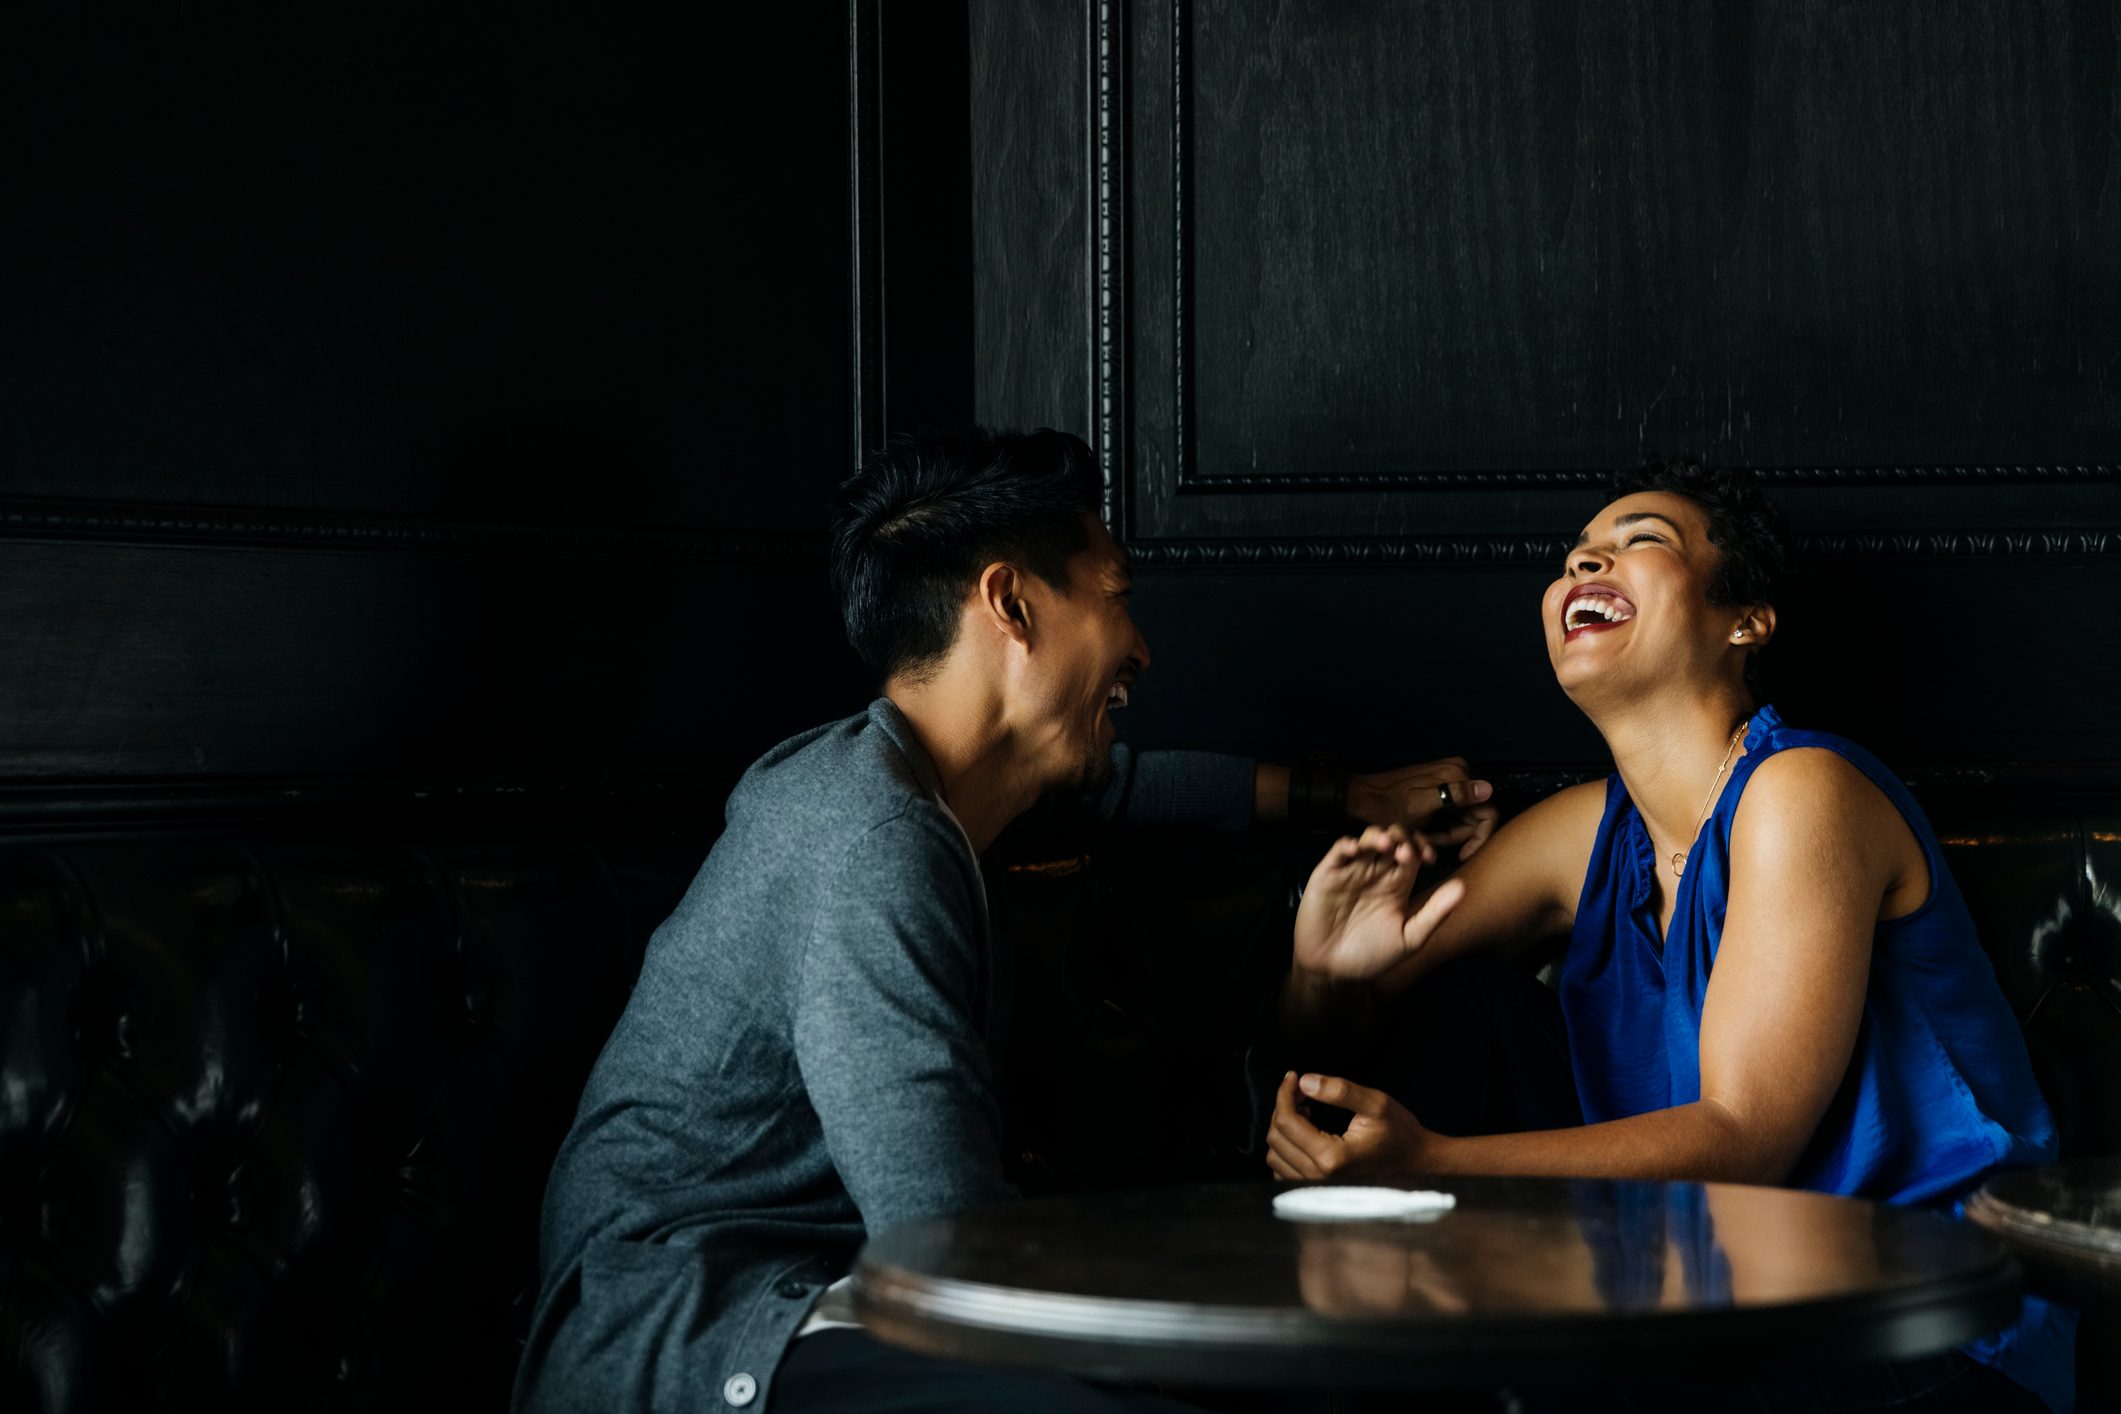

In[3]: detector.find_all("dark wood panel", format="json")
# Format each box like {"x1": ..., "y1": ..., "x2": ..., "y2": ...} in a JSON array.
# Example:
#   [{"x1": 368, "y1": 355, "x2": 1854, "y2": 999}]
[
  {"x1": 1, "y1": 6, "x2": 868, "y2": 790},
  {"x1": 1064, "y1": 0, "x2": 2121, "y2": 541},
  {"x1": 0, "y1": 541, "x2": 869, "y2": 778},
  {"x1": 1182, "y1": 0, "x2": 2121, "y2": 483},
  {"x1": 971, "y1": 0, "x2": 1094, "y2": 441},
  {"x1": 0, "y1": 5, "x2": 851, "y2": 531}
]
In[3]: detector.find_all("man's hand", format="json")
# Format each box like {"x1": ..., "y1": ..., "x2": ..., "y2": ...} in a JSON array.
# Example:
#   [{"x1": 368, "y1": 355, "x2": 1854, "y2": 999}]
[
  {"x1": 1266, "y1": 1072, "x2": 1435, "y2": 1182},
  {"x1": 1347, "y1": 759, "x2": 1499, "y2": 860},
  {"x1": 1292, "y1": 826, "x2": 1465, "y2": 981}
]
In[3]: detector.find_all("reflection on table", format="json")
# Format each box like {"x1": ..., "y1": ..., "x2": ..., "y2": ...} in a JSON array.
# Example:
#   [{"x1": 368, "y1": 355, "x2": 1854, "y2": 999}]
[
  {"x1": 855, "y1": 1178, "x2": 2018, "y2": 1391},
  {"x1": 1293, "y1": 1181, "x2": 1890, "y2": 1319}
]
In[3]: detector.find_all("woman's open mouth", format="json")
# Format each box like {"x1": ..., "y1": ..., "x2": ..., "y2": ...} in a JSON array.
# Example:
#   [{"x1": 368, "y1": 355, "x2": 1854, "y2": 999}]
[{"x1": 1563, "y1": 584, "x2": 1636, "y2": 641}]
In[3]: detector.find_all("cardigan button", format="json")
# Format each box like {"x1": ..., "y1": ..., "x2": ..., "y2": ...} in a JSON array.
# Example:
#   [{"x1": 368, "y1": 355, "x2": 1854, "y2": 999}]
[{"x1": 723, "y1": 1372, "x2": 757, "y2": 1407}]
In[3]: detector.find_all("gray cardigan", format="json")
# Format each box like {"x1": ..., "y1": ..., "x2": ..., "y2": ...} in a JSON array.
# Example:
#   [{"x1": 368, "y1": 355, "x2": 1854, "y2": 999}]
[{"x1": 513, "y1": 700, "x2": 1253, "y2": 1413}]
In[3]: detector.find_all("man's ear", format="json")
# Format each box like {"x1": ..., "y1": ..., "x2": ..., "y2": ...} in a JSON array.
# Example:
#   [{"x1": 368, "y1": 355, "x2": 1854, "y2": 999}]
[
  {"x1": 977, "y1": 561, "x2": 1031, "y2": 647},
  {"x1": 1732, "y1": 603, "x2": 1776, "y2": 650}
]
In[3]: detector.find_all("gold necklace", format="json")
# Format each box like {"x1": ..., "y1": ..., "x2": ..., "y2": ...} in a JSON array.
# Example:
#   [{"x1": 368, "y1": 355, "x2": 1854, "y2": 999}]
[{"x1": 1670, "y1": 720, "x2": 1749, "y2": 879}]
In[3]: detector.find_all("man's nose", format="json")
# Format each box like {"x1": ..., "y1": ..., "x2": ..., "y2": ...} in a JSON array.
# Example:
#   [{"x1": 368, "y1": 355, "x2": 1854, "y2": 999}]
[{"x1": 1130, "y1": 628, "x2": 1152, "y2": 673}]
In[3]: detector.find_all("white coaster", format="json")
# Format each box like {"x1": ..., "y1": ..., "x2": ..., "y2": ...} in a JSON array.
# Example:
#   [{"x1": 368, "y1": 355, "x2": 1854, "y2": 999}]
[{"x1": 1271, "y1": 1187, "x2": 1458, "y2": 1222}]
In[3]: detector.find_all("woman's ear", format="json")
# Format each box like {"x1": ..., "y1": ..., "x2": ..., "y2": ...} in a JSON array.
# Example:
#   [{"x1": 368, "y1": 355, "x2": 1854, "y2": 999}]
[{"x1": 1731, "y1": 604, "x2": 1776, "y2": 650}]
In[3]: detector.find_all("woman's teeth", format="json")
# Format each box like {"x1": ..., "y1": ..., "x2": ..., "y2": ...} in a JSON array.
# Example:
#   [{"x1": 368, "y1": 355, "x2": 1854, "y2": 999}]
[{"x1": 1565, "y1": 597, "x2": 1634, "y2": 630}]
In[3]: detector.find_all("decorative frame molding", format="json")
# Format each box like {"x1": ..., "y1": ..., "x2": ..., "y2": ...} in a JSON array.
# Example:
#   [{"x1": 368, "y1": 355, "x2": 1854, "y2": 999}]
[
  {"x1": 847, "y1": 0, "x2": 885, "y2": 464},
  {"x1": 1126, "y1": 527, "x2": 2121, "y2": 568},
  {"x1": 1105, "y1": 0, "x2": 2121, "y2": 517},
  {"x1": 1487, "y1": 761, "x2": 2121, "y2": 803},
  {"x1": 1091, "y1": 0, "x2": 1127, "y2": 528},
  {"x1": 1174, "y1": 465, "x2": 2121, "y2": 493},
  {"x1": 0, "y1": 497, "x2": 823, "y2": 564},
  {"x1": 1, "y1": 760, "x2": 2105, "y2": 833},
  {"x1": 0, "y1": 768, "x2": 743, "y2": 833}
]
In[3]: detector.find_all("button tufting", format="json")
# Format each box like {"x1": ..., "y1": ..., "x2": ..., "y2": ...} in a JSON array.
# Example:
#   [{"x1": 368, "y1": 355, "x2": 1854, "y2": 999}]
[{"x1": 722, "y1": 1372, "x2": 757, "y2": 1407}]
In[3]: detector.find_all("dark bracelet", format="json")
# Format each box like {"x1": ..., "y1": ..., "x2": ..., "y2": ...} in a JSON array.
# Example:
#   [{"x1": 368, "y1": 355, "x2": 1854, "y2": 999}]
[{"x1": 1287, "y1": 759, "x2": 1352, "y2": 828}]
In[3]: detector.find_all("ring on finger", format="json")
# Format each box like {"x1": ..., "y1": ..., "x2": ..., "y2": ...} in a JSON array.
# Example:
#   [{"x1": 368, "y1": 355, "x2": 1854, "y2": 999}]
[{"x1": 1437, "y1": 784, "x2": 1451, "y2": 808}]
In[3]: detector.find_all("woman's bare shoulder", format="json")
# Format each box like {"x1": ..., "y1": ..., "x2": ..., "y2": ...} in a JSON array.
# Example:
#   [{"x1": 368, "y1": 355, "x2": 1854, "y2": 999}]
[
  {"x1": 1731, "y1": 746, "x2": 1922, "y2": 896},
  {"x1": 1732, "y1": 747, "x2": 1891, "y2": 840}
]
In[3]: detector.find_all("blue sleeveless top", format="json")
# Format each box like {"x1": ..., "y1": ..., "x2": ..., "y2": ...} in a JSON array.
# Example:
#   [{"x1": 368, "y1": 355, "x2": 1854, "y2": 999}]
[{"x1": 1561, "y1": 704, "x2": 2072, "y2": 1411}]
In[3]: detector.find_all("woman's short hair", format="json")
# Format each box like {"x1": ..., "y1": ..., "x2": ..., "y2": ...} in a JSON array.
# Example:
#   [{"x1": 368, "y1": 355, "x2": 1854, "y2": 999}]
[
  {"x1": 1611, "y1": 457, "x2": 1790, "y2": 612},
  {"x1": 829, "y1": 427, "x2": 1102, "y2": 682}
]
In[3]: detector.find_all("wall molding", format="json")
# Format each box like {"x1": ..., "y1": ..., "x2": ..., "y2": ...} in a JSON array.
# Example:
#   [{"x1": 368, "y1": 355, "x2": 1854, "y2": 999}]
[
  {"x1": 0, "y1": 497, "x2": 824, "y2": 564},
  {"x1": 848, "y1": 0, "x2": 884, "y2": 463},
  {"x1": 1174, "y1": 465, "x2": 2121, "y2": 493},
  {"x1": 1490, "y1": 761, "x2": 2121, "y2": 802},
  {"x1": 0, "y1": 758, "x2": 2109, "y2": 834},
  {"x1": 0, "y1": 769, "x2": 745, "y2": 833},
  {"x1": 1128, "y1": 527, "x2": 2121, "y2": 568},
  {"x1": 1092, "y1": 0, "x2": 1127, "y2": 528}
]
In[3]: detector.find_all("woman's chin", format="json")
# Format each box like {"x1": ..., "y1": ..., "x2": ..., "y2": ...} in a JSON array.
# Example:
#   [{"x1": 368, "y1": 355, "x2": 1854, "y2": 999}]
[{"x1": 1553, "y1": 654, "x2": 1630, "y2": 705}]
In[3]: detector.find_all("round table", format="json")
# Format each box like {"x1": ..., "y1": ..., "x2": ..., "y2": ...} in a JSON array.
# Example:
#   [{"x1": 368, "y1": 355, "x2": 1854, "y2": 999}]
[{"x1": 853, "y1": 1178, "x2": 2021, "y2": 1390}]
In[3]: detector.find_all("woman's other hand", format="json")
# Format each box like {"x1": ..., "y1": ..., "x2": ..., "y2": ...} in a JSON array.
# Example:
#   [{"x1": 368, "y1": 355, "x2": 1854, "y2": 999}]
[
  {"x1": 1292, "y1": 826, "x2": 1465, "y2": 980},
  {"x1": 1266, "y1": 1071, "x2": 1436, "y2": 1181}
]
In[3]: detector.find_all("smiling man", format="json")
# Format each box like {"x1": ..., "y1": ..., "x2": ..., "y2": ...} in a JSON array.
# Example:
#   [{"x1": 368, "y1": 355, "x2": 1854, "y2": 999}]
[{"x1": 513, "y1": 428, "x2": 1495, "y2": 1414}]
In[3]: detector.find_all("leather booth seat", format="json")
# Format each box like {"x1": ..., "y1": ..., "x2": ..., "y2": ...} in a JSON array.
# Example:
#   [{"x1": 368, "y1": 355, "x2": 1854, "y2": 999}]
[
  {"x1": 1926, "y1": 803, "x2": 2121, "y2": 1159},
  {"x1": 2, "y1": 793, "x2": 2116, "y2": 1411},
  {"x1": 0, "y1": 828, "x2": 708, "y2": 1412}
]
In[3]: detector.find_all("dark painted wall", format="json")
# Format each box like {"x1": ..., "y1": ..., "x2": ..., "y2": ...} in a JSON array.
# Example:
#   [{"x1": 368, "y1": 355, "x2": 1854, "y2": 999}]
[
  {"x1": 1, "y1": 5, "x2": 869, "y2": 783},
  {"x1": 967, "y1": 0, "x2": 2121, "y2": 777},
  {"x1": 7, "y1": 1, "x2": 2119, "y2": 798}
]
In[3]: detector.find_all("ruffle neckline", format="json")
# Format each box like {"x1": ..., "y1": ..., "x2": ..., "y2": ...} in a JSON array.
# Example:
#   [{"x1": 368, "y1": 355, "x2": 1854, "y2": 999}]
[{"x1": 1620, "y1": 704, "x2": 1780, "y2": 910}]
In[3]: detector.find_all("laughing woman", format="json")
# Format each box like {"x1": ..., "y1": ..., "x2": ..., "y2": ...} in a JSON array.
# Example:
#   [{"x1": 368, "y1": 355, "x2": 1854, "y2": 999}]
[{"x1": 1272, "y1": 461, "x2": 2071, "y2": 1412}]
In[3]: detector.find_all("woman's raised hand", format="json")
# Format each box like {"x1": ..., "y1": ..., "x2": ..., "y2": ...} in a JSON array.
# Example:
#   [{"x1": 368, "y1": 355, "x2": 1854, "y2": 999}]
[{"x1": 1292, "y1": 825, "x2": 1466, "y2": 981}]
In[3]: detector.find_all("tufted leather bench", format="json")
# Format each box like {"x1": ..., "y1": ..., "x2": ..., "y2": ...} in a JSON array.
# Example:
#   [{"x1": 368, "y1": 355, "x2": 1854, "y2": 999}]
[
  {"x1": 1927, "y1": 801, "x2": 2121, "y2": 1160},
  {"x1": 0, "y1": 821, "x2": 709, "y2": 1412},
  {"x1": 2, "y1": 787, "x2": 2116, "y2": 1411}
]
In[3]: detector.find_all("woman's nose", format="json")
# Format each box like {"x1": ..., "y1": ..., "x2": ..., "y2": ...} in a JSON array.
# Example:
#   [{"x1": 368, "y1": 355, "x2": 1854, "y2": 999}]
[{"x1": 1572, "y1": 548, "x2": 1610, "y2": 575}]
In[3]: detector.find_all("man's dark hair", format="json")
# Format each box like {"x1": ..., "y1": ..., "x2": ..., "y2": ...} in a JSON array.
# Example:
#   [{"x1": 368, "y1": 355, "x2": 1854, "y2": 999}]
[
  {"x1": 1611, "y1": 457, "x2": 1792, "y2": 696},
  {"x1": 1611, "y1": 457, "x2": 1790, "y2": 611},
  {"x1": 830, "y1": 427, "x2": 1103, "y2": 682}
]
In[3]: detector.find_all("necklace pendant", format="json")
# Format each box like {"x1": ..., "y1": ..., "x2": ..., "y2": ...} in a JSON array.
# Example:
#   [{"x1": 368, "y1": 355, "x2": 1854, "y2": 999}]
[{"x1": 1670, "y1": 850, "x2": 1687, "y2": 878}]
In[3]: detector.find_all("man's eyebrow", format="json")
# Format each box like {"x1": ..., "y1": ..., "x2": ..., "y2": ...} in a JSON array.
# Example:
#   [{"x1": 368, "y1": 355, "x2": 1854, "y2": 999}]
[{"x1": 1570, "y1": 511, "x2": 1683, "y2": 549}]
